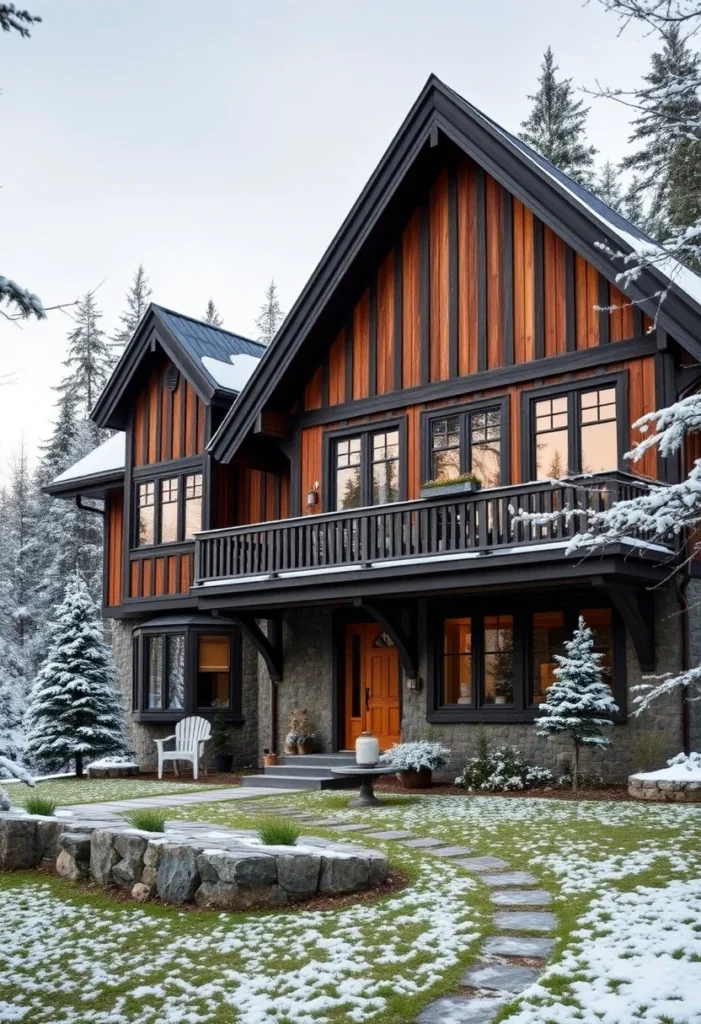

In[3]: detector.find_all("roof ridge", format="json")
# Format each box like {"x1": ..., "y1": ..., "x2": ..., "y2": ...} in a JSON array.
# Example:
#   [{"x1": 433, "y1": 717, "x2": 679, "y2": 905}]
[{"x1": 152, "y1": 303, "x2": 266, "y2": 351}]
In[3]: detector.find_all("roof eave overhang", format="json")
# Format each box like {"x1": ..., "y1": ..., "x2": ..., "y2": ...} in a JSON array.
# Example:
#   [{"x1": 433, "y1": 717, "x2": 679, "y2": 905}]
[{"x1": 43, "y1": 469, "x2": 124, "y2": 500}]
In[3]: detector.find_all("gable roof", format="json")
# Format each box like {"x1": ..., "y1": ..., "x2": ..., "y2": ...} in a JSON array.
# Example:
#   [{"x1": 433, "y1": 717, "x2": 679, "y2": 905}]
[
  {"x1": 45, "y1": 431, "x2": 125, "y2": 497},
  {"x1": 209, "y1": 74, "x2": 701, "y2": 464},
  {"x1": 92, "y1": 303, "x2": 266, "y2": 431}
]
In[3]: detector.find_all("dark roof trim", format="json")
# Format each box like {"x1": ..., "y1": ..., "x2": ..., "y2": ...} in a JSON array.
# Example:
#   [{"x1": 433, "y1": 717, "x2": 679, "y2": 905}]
[
  {"x1": 43, "y1": 468, "x2": 124, "y2": 500},
  {"x1": 209, "y1": 74, "x2": 701, "y2": 464}
]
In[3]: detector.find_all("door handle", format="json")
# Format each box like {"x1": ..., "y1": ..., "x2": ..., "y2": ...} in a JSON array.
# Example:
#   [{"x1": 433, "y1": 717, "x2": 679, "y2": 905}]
[{"x1": 365, "y1": 686, "x2": 370, "y2": 712}]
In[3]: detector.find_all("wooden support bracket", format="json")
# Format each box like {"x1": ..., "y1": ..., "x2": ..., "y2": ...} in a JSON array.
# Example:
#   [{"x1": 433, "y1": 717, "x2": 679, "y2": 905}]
[
  {"x1": 229, "y1": 612, "x2": 283, "y2": 681},
  {"x1": 594, "y1": 579, "x2": 655, "y2": 672}
]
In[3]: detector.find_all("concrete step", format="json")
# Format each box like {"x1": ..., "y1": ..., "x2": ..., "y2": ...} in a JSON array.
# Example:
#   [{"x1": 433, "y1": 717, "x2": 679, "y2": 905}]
[
  {"x1": 276, "y1": 753, "x2": 357, "y2": 768},
  {"x1": 244, "y1": 773, "x2": 356, "y2": 791}
]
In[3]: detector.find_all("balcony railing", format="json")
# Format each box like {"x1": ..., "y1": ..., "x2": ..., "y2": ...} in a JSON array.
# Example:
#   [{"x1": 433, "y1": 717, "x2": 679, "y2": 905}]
[{"x1": 194, "y1": 472, "x2": 666, "y2": 586}]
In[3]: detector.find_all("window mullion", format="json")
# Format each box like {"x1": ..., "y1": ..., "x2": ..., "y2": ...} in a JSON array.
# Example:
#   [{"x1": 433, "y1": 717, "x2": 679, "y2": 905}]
[
  {"x1": 569, "y1": 392, "x2": 579, "y2": 474},
  {"x1": 474, "y1": 613, "x2": 484, "y2": 708},
  {"x1": 461, "y1": 415, "x2": 469, "y2": 475}
]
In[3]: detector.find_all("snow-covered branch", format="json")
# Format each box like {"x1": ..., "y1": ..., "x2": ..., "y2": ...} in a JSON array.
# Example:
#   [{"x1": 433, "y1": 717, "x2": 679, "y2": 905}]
[{"x1": 0, "y1": 276, "x2": 45, "y2": 321}]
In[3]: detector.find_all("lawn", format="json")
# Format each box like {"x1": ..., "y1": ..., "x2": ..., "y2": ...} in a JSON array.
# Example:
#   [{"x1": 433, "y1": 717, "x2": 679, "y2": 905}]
[
  {"x1": 5, "y1": 776, "x2": 228, "y2": 807},
  {"x1": 0, "y1": 791, "x2": 699, "y2": 1024}
]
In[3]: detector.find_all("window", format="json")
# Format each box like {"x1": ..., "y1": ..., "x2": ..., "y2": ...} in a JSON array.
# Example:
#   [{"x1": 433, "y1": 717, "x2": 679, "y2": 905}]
[
  {"x1": 134, "y1": 469, "x2": 202, "y2": 547},
  {"x1": 138, "y1": 482, "x2": 155, "y2": 546},
  {"x1": 580, "y1": 607, "x2": 614, "y2": 687},
  {"x1": 442, "y1": 618, "x2": 472, "y2": 704},
  {"x1": 531, "y1": 611, "x2": 565, "y2": 705},
  {"x1": 184, "y1": 473, "x2": 203, "y2": 539},
  {"x1": 197, "y1": 635, "x2": 231, "y2": 709},
  {"x1": 166, "y1": 634, "x2": 185, "y2": 709},
  {"x1": 147, "y1": 635, "x2": 163, "y2": 708},
  {"x1": 484, "y1": 615, "x2": 514, "y2": 704},
  {"x1": 159, "y1": 478, "x2": 179, "y2": 544},
  {"x1": 330, "y1": 422, "x2": 404, "y2": 510},
  {"x1": 424, "y1": 401, "x2": 506, "y2": 488},
  {"x1": 146, "y1": 633, "x2": 184, "y2": 710},
  {"x1": 529, "y1": 378, "x2": 622, "y2": 480}
]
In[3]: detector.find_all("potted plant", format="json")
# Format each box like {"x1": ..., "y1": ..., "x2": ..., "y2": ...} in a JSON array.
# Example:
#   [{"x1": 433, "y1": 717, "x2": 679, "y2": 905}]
[
  {"x1": 420, "y1": 473, "x2": 482, "y2": 500},
  {"x1": 263, "y1": 748, "x2": 278, "y2": 767},
  {"x1": 209, "y1": 717, "x2": 234, "y2": 773},
  {"x1": 288, "y1": 707, "x2": 315, "y2": 755},
  {"x1": 379, "y1": 741, "x2": 451, "y2": 789}
]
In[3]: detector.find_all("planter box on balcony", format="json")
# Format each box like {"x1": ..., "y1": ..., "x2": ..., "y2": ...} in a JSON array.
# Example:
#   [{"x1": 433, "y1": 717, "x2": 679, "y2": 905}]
[{"x1": 420, "y1": 480, "x2": 482, "y2": 499}]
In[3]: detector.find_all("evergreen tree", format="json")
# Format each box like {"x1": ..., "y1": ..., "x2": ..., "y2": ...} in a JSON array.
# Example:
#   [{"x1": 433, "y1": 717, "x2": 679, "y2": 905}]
[
  {"x1": 111, "y1": 264, "x2": 152, "y2": 352},
  {"x1": 37, "y1": 391, "x2": 79, "y2": 478},
  {"x1": 25, "y1": 573, "x2": 126, "y2": 776},
  {"x1": 56, "y1": 290, "x2": 112, "y2": 423},
  {"x1": 621, "y1": 25, "x2": 701, "y2": 241},
  {"x1": 521, "y1": 47, "x2": 598, "y2": 187},
  {"x1": 623, "y1": 175, "x2": 647, "y2": 230},
  {"x1": 537, "y1": 617, "x2": 618, "y2": 790},
  {"x1": 255, "y1": 278, "x2": 284, "y2": 345},
  {"x1": 594, "y1": 160, "x2": 624, "y2": 213},
  {"x1": 203, "y1": 298, "x2": 223, "y2": 327}
]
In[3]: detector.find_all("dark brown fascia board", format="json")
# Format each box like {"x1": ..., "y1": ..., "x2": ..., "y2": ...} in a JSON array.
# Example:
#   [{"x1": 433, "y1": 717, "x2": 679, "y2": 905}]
[
  {"x1": 91, "y1": 305, "x2": 239, "y2": 431},
  {"x1": 208, "y1": 75, "x2": 701, "y2": 466},
  {"x1": 43, "y1": 470, "x2": 124, "y2": 500}
]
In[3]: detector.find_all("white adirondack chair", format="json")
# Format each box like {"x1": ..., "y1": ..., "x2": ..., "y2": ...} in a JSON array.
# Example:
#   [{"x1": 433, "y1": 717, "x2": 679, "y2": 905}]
[{"x1": 155, "y1": 716, "x2": 212, "y2": 780}]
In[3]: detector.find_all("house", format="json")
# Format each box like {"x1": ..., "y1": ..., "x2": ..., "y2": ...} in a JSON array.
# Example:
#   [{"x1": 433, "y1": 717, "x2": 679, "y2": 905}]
[{"x1": 48, "y1": 77, "x2": 701, "y2": 784}]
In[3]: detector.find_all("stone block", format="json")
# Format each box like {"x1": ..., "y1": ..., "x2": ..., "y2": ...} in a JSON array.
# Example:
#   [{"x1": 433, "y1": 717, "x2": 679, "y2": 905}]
[
  {"x1": 141, "y1": 866, "x2": 157, "y2": 889},
  {"x1": 55, "y1": 848, "x2": 88, "y2": 881},
  {"x1": 194, "y1": 881, "x2": 288, "y2": 910},
  {"x1": 319, "y1": 854, "x2": 369, "y2": 894},
  {"x1": 59, "y1": 832, "x2": 91, "y2": 862},
  {"x1": 37, "y1": 820, "x2": 66, "y2": 861},
  {"x1": 0, "y1": 816, "x2": 39, "y2": 870},
  {"x1": 157, "y1": 845, "x2": 201, "y2": 903},
  {"x1": 112, "y1": 833, "x2": 149, "y2": 887},
  {"x1": 90, "y1": 829, "x2": 119, "y2": 884},
  {"x1": 365, "y1": 850, "x2": 389, "y2": 886},
  {"x1": 276, "y1": 852, "x2": 321, "y2": 896},
  {"x1": 197, "y1": 849, "x2": 277, "y2": 887}
]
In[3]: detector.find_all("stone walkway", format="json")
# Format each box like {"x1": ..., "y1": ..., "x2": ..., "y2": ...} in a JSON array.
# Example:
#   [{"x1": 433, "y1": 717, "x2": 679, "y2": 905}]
[
  {"x1": 246, "y1": 799, "x2": 557, "y2": 1024},
  {"x1": 57, "y1": 785, "x2": 285, "y2": 822}
]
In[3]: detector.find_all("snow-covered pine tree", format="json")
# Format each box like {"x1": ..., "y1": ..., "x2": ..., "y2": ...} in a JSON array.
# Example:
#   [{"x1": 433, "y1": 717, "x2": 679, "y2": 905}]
[
  {"x1": 520, "y1": 47, "x2": 597, "y2": 187},
  {"x1": 621, "y1": 24, "x2": 701, "y2": 243},
  {"x1": 594, "y1": 160, "x2": 624, "y2": 213},
  {"x1": 56, "y1": 290, "x2": 112, "y2": 423},
  {"x1": 0, "y1": 486, "x2": 26, "y2": 770},
  {"x1": 537, "y1": 617, "x2": 618, "y2": 790},
  {"x1": 623, "y1": 175, "x2": 647, "y2": 231},
  {"x1": 111, "y1": 264, "x2": 152, "y2": 352},
  {"x1": 203, "y1": 298, "x2": 223, "y2": 326},
  {"x1": 255, "y1": 279, "x2": 284, "y2": 345},
  {"x1": 25, "y1": 573, "x2": 127, "y2": 776}
]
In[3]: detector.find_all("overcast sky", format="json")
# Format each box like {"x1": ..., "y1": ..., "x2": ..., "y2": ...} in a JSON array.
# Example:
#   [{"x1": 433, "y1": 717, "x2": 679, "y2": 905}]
[{"x1": 0, "y1": 0, "x2": 657, "y2": 484}]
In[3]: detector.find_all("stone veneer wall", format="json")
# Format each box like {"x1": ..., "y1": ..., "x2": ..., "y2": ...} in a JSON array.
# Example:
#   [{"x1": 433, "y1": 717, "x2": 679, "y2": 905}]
[
  {"x1": 685, "y1": 578, "x2": 701, "y2": 753},
  {"x1": 110, "y1": 619, "x2": 260, "y2": 770}
]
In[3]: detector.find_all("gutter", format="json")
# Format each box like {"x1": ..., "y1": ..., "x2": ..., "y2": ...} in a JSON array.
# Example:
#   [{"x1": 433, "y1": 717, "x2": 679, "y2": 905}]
[{"x1": 76, "y1": 495, "x2": 105, "y2": 518}]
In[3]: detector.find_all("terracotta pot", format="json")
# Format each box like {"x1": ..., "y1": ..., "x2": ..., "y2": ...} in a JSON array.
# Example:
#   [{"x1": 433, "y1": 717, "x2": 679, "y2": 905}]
[
  {"x1": 263, "y1": 753, "x2": 278, "y2": 767},
  {"x1": 401, "y1": 768, "x2": 432, "y2": 789},
  {"x1": 297, "y1": 740, "x2": 315, "y2": 755},
  {"x1": 284, "y1": 742, "x2": 297, "y2": 755}
]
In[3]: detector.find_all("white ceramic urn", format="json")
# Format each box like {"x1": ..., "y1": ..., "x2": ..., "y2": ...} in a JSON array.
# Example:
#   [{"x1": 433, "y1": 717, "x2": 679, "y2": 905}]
[{"x1": 355, "y1": 731, "x2": 380, "y2": 767}]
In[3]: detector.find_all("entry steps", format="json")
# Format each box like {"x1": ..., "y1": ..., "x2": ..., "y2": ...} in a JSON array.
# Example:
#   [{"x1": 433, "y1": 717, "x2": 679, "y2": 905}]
[{"x1": 243, "y1": 752, "x2": 362, "y2": 791}]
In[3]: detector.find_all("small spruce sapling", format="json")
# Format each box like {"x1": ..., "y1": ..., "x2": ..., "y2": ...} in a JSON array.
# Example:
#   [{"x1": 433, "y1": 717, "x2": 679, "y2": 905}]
[{"x1": 537, "y1": 617, "x2": 618, "y2": 790}]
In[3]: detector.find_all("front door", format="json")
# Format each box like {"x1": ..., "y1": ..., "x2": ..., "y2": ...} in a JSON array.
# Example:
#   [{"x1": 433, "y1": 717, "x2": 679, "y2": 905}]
[{"x1": 344, "y1": 623, "x2": 401, "y2": 751}]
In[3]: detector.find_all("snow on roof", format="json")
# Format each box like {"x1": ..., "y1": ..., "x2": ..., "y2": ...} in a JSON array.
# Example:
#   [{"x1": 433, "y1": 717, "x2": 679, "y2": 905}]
[
  {"x1": 52, "y1": 431, "x2": 125, "y2": 484},
  {"x1": 201, "y1": 353, "x2": 261, "y2": 392}
]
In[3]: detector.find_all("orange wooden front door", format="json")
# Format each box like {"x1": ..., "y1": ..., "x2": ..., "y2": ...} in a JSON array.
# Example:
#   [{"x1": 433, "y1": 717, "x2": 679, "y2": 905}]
[{"x1": 344, "y1": 623, "x2": 401, "y2": 751}]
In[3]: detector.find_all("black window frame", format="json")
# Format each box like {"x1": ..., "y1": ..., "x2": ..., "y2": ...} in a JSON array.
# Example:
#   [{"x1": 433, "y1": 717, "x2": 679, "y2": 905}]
[
  {"x1": 428, "y1": 594, "x2": 626, "y2": 724},
  {"x1": 131, "y1": 621, "x2": 243, "y2": 723},
  {"x1": 421, "y1": 396, "x2": 510, "y2": 488},
  {"x1": 521, "y1": 371, "x2": 628, "y2": 482},
  {"x1": 323, "y1": 417, "x2": 407, "y2": 511},
  {"x1": 132, "y1": 458, "x2": 203, "y2": 550}
]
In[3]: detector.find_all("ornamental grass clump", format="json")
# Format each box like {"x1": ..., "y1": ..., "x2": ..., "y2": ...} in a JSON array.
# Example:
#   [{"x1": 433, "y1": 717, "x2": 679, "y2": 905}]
[
  {"x1": 24, "y1": 794, "x2": 57, "y2": 816},
  {"x1": 124, "y1": 808, "x2": 167, "y2": 832},
  {"x1": 256, "y1": 816, "x2": 301, "y2": 846}
]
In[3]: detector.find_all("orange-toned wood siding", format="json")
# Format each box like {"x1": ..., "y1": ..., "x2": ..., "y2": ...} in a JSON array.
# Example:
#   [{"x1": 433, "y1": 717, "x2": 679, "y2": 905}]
[
  {"x1": 105, "y1": 490, "x2": 124, "y2": 607},
  {"x1": 132, "y1": 357, "x2": 207, "y2": 466},
  {"x1": 299, "y1": 152, "x2": 651, "y2": 414},
  {"x1": 128, "y1": 551, "x2": 194, "y2": 598}
]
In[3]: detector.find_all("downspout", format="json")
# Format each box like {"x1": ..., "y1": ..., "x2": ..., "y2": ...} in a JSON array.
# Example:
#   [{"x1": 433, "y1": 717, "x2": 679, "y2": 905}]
[
  {"x1": 75, "y1": 496, "x2": 105, "y2": 517},
  {"x1": 678, "y1": 570, "x2": 692, "y2": 756}
]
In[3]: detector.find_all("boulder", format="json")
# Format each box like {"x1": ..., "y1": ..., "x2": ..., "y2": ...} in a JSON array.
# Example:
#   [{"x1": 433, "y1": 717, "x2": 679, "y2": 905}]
[
  {"x1": 157, "y1": 845, "x2": 201, "y2": 903},
  {"x1": 0, "y1": 816, "x2": 39, "y2": 870},
  {"x1": 90, "y1": 829, "x2": 120, "y2": 883},
  {"x1": 197, "y1": 849, "x2": 277, "y2": 887},
  {"x1": 141, "y1": 866, "x2": 158, "y2": 889},
  {"x1": 365, "y1": 850, "x2": 389, "y2": 886},
  {"x1": 194, "y1": 880, "x2": 288, "y2": 910},
  {"x1": 112, "y1": 834, "x2": 149, "y2": 888},
  {"x1": 36, "y1": 820, "x2": 66, "y2": 861},
  {"x1": 275, "y1": 852, "x2": 320, "y2": 897},
  {"x1": 59, "y1": 832, "x2": 91, "y2": 862},
  {"x1": 319, "y1": 854, "x2": 370, "y2": 894},
  {"x1": 131, "y1": 882, "x2": 152, "y2": 901}
]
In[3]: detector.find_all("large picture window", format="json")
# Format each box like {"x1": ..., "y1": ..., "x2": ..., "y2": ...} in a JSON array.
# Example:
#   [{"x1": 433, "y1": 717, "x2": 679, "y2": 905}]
[
  {"x1": 146, "y1": 633, "x2": 185, "y2": 710},
  {"x1": 328, "y1": 421, "x2": 405, "y2": 511},
  {"x1": 527, "y1": 377, "x2": 624, "y2": 481},
  {"x1": 422, "y1": 399, "x2": 508, "y2": 489},
  {"x1": 135, "y1": 470, "x2": 202, "y2": 547}
]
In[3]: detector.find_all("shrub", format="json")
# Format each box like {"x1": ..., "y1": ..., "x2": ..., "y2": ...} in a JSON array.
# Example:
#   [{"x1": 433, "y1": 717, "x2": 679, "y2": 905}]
[
  {"x1": 24, "y1": 794, "x2": 57, "y2": 816},
  {"x1": 380, "y1": 741, "x2": 451, "y2": 772},
  {"x1": 629, "y1": 730, "x2": 671, "y2": 773},
  {"x1": 455, "y1": 744, "x2": 553, "y2": 792},
  {"x1": 210, "y1": 716, "x2": 232, "y2": 756},
  {"x1": 257, "y1": 816, "x2": 301, "y2": 846},
  {"x1": 124, "y1": 808, "x2": 167, "y2": 832}
]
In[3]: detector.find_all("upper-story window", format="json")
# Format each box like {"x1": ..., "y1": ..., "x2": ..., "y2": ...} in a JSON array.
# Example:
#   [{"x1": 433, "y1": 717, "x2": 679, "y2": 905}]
[
  {"x1": 423, "y1": 399, "x2": 508, "y2": 489},
  {"x1": 330, "y1": 422, "x2": 403, "y2": 510},
  {"x1": 529, "y1": 379, "x2": 621, "y2": 480},
  {"x1": 135, "y1": 471, "x2": 203, "y2": 547}
]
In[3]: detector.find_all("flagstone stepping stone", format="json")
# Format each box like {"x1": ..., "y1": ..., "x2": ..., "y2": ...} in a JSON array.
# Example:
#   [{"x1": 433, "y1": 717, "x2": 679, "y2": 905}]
[
  {"x1": 333, "y1": 824, "x2": 372, "y2": 832},
  {"x1": 461, "y1": 963, "x2": 541, "y2": 993},
  {"x1": 482, "y1": 935, "x2": 555, "y2": 958},
  {"x1": 428, "y1": 846, "x2": 474, "y2": 858},
  {"x1": 494, "y1": 910, "x2": 557, "y2": 932},
  {"x1": 401, "y1": 837, "x2": 445, "y2": 849},
  {"x1": 365, "y1": 830, "x2": 414, "y2": 840},
  {"x1": 415, "y1": 994, "x2": 506, "y2": 1024},
  {"x1": 454, "y1": 856, "x2": 510, "y2": 872},
  {"x1": 303, "y1": 819, "x2": 344, "y2": 827},
  {"x1": 478, "y1": 871, "x2": 538, "y2": 887},
  {"x1": 490, "y1": 889, "x2": 552, "y2": 906}
]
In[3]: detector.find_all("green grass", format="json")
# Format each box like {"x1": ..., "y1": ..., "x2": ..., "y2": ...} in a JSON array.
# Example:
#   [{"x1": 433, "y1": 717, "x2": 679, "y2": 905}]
[
  {"x1": 256, "y1": 816, "x2": 302, "y2": 845},
  {"x1": 23, "y1": 794, "x2": 57, "y2": 816},
  {"x1": 6, "y1": 777, "x2": 228, "y2": 808},
  {"x1": 123, "y1": 807, "x2": 167, "y2": 832}
]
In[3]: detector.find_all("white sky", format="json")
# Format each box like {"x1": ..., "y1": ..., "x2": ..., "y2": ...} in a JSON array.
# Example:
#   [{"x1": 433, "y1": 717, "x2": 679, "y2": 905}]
[{"x1": 0, "y1": 0, "x2": 657, "y2": 484}]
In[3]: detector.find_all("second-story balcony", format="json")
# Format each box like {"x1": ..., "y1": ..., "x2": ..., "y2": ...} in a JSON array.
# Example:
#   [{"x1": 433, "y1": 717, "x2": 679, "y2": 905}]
[{"x1": 192, "y1": 473, "x2": 677, "y2": 605}]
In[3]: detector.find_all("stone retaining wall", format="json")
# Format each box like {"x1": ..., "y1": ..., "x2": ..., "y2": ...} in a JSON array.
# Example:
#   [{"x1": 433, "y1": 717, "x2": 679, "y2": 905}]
[
  {"x1": 0, "y1": 812, "x2": 388, "y2": 909},
  {"x1": 628, "y1": 775, "x2": 701, "y2": 802}
]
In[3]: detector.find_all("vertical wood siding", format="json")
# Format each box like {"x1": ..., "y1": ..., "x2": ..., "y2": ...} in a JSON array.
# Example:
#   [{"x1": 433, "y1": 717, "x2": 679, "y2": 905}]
[
  {"x1": 105, "y1": 490, "x2": 124, "y2": 607},
  {"x1": 132, "y1": 358, "x2": 207, "y2": 466}
]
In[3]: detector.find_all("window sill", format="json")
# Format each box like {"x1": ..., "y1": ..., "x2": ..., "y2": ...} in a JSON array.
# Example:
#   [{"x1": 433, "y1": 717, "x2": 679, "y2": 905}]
[{"x1": 130, "y1": 541, "x2": 195, "y2": 557}]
